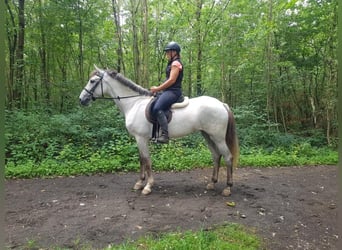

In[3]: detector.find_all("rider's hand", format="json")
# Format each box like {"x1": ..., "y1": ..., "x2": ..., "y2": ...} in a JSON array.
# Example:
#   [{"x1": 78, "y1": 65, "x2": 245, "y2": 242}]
[{"x1": 150, "y1": 86, "x2": 159, "y2": 94}]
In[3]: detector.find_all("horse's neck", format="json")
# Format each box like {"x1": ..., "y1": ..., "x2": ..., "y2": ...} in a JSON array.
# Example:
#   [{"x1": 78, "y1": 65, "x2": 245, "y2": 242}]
[{"x1": 105, "y1": 75, "x2": 145, "y2": 115}]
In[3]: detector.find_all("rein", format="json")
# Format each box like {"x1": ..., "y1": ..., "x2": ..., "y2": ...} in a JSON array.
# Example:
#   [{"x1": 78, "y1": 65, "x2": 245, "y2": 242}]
[
  {"x1": 94, "y1": 94, "x2": 142, "y2": 101},
  {"x1": 83, "y1": 72, "x2": 143, "y2": 101}
]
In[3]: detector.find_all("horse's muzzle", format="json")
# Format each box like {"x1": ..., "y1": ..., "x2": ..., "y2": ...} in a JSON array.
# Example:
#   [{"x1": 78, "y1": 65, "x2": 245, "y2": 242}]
[{"x1": 79, "y1": 97, "x2": 91, "y2": 106}]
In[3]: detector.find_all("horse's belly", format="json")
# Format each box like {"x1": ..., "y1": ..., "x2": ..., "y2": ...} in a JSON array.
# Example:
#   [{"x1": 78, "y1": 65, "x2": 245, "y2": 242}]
[{"x1": 169, "y1": 122, "x2": 197, "y2": 138}]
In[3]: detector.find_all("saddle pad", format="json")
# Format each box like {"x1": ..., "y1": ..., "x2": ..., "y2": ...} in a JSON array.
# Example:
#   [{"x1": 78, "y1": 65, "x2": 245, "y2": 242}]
[{"x1": 171, "y1": 96, "x2": 189, "y2": 109}]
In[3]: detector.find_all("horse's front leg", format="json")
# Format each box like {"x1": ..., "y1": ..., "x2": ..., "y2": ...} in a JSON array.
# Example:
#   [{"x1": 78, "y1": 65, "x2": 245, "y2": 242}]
[
  {"x1": 134, "y1": 137, "x2": 154, "y2": 195},
  {"x1": 133, "y1": 158, "x2": 145, "y2": 191},
  {"x1": 140, "y1": 154, "x2": 153, "y2": 195}
]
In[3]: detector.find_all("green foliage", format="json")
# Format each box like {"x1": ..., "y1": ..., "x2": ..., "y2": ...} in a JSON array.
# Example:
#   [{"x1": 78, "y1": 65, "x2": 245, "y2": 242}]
[
  {"x1": 151, "y1": 138, "x2": 212, "y2": 171},
  {"x1": 5, "y1": 103, "x2": 143, "y2": 178},
  {"x1": 5, "y1": 0, "x2": 337, "y2": 139},
  {"x1": 108, "y1": 223, "x2": 261, "y2": 250},
  {"x1": 5, "y1": 103, "x2": 126, "y2": 163},
  {"x1": 233, "y1": 104, "x2": 336, "y2": 150},
  {"x1": 4, "y1": 0, "x2": 338, "y2": 179},
  {"x1": 5, "y1": 105, "x2": 337, "y2": 179},
  {"x1": 19, "y1": 224, "x2": 262, "y2": 250},
  {"x1": 240, "y1": 145, "x2": 337, "y2": 167}
]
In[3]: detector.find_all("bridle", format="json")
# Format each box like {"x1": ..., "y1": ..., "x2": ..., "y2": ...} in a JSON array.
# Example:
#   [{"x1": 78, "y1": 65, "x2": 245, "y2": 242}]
[{"x1": 83, "y1": 72, "x2": 143, "y2": 101}]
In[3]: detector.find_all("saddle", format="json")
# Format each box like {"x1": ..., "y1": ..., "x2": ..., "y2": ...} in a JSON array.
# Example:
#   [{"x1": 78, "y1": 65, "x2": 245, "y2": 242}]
[{"x1": 145, "y1": 95, "x2": 189, "y2": 140}]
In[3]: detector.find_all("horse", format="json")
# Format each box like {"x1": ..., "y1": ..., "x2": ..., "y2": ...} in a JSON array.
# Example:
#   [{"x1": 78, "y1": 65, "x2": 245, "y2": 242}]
[{"x1": 79, "y1": 66, "x2": 239, "y2": 196}]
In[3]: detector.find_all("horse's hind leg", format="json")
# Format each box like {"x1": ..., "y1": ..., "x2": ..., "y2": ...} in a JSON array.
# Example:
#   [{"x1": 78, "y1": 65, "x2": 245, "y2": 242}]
[
  {"x1": 201, "y1": 132, "x2": 221, "y2": 191},
  {"x1": 209, "y1": 137, "x2": 233, "y2": 196},
  {"x1": 206, "y1": 153, "x2": 221, "y2": 191},
  {"x1": 219, "y1": 143, "x2": 233, "y2": 196}
]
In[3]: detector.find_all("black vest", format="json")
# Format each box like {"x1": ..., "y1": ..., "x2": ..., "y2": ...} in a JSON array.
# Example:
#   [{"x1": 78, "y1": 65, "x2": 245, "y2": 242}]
[{"x1": 165, "y1": 58, "x2": 183, "y2": 91}]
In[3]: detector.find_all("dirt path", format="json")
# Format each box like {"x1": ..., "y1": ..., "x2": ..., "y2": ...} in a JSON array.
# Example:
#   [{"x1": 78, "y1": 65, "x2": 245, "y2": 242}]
[{"x1": 5, "y1": 165, "x2": 338, "y2": 249}]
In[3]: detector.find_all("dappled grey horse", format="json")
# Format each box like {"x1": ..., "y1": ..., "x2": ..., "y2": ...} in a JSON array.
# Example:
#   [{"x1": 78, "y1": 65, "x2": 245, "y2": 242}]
[{"x1": 79, "y1": 66, "x2": 239, "y2": 196}]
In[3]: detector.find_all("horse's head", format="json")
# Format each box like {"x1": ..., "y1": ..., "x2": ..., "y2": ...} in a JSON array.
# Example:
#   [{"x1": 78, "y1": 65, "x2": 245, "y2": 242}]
[{"x1": 79, "y1": 66, "x2": 106, "y2": 106}]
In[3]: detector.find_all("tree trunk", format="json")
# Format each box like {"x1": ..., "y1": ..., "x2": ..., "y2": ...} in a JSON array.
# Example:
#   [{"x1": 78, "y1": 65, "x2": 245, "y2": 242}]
[
  {"x1": 77, "y1": 2, "x2": 84, "y2": 84},
  {"x1": 141, "y1": 0, "x2": 149, "y2": 88},
  {"x1": 38, "y1": 0, "x2": 50, "y2": 106},
  {"x1": 220, "y1": 61, "x2": 226, "y2": 103},
  {"x1": 130, "y1": 0, "x2": 140, "y2": 83},
  {"x1": 112, "y1": 0, "x2": 125, "y2": 73},
  {"x1": 265, "y1": 0, "x2": 274, "y2": 130},
  {"x1": 5, "y1": 0, "x2": 17, "y2": 108},
  {"x1": 14, "y1": 0, "x2": 25, "y2": 108},
  {"x1": 195, "y1": 0, "x2": 203, "y2": 96},
  {"x1": 187, "y1": 50, "x2": 193, "y2": 97}
]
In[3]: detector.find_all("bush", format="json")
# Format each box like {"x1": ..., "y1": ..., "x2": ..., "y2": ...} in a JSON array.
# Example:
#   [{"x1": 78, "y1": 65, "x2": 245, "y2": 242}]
[
  {"x1": 233, "y1": 105, "x2": 330, "y2": 150},
  {"x1": 5, "y1": 103, "x2": 128, "y2": 165}
]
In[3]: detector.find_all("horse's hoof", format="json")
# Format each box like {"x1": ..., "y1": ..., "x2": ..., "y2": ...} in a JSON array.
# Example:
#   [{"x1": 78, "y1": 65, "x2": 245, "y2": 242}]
[
  {"x1": 206, "y1": 183, "x2": 215, "y2": 190},
  {"x1": 133, "y1": 182, "x2": 144, "y2": 190},
  {"x1": 222, "y1": 187, "x2": 231, "y2": 196},
  {"x1": 142, "y1": 186, "x2": 151, "y2": 195}
]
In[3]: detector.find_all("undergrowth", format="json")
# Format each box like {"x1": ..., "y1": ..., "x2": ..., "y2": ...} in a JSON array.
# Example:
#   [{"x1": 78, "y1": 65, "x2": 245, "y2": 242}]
[{"x1": 4, "y1": 105, "x2": 338, "y2": 179}]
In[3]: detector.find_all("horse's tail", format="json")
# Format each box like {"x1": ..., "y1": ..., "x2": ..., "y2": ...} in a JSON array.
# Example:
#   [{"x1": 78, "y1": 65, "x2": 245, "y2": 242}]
[{"x1": 223, "y1": 103, "x2": 239, "y2": 168}]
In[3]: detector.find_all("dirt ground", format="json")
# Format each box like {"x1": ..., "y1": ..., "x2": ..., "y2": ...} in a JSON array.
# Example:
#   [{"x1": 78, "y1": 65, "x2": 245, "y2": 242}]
[{"x1": 5, "y1": 165, "x2": 338, "y2": 250}]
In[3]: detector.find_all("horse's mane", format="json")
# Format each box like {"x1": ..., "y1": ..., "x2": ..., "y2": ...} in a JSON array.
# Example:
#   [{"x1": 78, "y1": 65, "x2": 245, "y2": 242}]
[{"x1": 105, "y1": 69, "x2": 151, "y2": 96}]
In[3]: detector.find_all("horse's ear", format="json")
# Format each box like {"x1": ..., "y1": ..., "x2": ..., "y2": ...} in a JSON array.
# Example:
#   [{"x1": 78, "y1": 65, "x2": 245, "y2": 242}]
[{"x1": 94, "y1": 64, "x2": 104, "y2": 74}]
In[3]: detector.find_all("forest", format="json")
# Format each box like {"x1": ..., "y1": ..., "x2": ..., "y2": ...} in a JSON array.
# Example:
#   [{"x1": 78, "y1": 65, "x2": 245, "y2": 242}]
[{"x1": 4, "y1": 0, "x2": 338, "y2": 175}]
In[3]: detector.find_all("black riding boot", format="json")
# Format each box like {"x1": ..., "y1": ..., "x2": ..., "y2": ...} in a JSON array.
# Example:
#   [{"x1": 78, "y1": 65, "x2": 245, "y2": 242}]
[{"x1": 156, "y1": 110, "x2": 169, "y2": 144}]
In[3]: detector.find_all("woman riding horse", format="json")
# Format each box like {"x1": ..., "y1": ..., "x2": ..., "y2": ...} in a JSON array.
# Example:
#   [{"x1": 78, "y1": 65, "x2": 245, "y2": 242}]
[{"x1": 150, "y1": 41, "x2": 184, "y2": 144}]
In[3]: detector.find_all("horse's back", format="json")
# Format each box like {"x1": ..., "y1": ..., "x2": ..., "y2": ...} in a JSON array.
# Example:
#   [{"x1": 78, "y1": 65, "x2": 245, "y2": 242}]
[
  {"x1": 190, "y1": 95, "x2": 226, "y2": 106},
  {"x1": 187, "y1": 96, "x2": 229, "y2": 115},
  {"x1": 169, "y1": 96, "x2": 229, "y2": 136}
]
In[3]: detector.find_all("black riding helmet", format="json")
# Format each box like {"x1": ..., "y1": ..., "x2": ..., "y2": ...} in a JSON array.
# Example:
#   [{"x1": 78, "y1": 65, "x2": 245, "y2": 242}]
[{"x1": 164, "y1": 41, "x2": 181, "y2": 54}]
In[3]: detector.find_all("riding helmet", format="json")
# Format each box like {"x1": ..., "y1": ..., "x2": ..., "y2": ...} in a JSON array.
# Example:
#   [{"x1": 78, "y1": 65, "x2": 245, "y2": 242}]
[{"x1": 164, "y1": 41, "x2": 181, "y2": 53}]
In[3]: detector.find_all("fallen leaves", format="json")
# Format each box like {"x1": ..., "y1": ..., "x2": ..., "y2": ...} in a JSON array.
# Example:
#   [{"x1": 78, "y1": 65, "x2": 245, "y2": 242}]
[{"x1": 226, "y1": 201, "x2": 236, "y2": 207}]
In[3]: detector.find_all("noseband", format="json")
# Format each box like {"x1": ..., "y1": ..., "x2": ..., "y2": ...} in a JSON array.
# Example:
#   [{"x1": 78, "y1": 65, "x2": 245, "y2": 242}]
[{"x1": 83, "y1": 72, "x2": 143, "y2": 101}]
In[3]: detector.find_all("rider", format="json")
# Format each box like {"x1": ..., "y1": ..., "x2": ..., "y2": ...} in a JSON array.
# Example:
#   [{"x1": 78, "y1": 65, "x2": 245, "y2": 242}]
[{"x1": 150, "y1": 41, "x2": 184, "y2": 144}]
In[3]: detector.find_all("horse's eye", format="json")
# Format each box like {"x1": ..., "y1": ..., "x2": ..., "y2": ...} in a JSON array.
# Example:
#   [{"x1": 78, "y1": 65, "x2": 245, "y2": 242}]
[{"x1": 90, "y1": 79, "x2": 96, "y2": 84}]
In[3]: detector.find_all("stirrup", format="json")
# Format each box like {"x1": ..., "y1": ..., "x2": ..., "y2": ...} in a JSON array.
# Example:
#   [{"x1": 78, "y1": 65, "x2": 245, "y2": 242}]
[{"x1": 156, "y1": 134, "x2": 169, "y2": 144}]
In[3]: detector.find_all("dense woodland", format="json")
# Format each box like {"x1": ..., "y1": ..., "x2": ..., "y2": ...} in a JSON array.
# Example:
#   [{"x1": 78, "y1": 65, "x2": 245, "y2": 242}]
[{"x1": 5, "y1": 0, "x2": 337, "y2": 144}]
